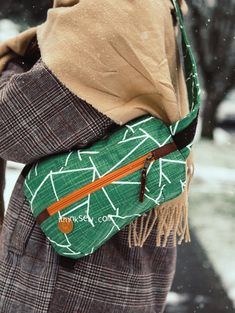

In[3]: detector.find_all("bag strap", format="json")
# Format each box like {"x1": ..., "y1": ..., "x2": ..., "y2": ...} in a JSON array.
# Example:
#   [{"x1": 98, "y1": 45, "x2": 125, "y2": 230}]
[
  {"x1": 172, "y1": 0, "x2": 201, "y2": 113},
  {"x1": 170, "y1": 0, "x2": 201, "y2": 152}
]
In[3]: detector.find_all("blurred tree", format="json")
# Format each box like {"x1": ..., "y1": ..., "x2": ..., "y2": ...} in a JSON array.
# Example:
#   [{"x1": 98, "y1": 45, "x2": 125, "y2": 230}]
[
  {"x1": 0, "y1": 0, "x2": 52, "y2": 225},
  {"x1": 0, "y1": 0, "x2": 52, "y2": 27},
  {"x1": 187, "y1": 0, "x2": 235, "y2": 139}
]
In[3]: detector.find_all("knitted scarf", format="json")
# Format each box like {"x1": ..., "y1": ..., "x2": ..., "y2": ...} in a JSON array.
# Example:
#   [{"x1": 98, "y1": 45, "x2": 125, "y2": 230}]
[{"x1": 0, "y1": 0, "x2": 194, "y2": 247}]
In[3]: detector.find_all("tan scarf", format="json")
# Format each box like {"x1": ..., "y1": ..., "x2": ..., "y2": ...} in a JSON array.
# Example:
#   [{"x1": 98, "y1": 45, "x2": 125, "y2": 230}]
[{"x1": 0, "y1": 0, "x2": 194, "y2": 247}]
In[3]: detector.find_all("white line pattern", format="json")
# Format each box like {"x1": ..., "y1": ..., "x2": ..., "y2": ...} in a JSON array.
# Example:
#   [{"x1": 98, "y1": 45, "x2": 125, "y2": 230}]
[{"x1": 26, "y1": 116, "x2": 187, "y2": 256}]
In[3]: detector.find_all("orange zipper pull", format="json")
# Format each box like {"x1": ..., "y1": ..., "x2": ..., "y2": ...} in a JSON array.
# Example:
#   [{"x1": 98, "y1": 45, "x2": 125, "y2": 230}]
[{"x1": 139, "y1": 154, "x2": 154, "y2": 202}]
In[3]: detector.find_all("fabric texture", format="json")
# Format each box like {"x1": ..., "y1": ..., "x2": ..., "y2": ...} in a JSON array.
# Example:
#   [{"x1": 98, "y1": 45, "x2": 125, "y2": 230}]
[
  {"x1": 0, "y1": 59, "x2": 176, "y2": 312},
  {"x1": 0, "y1": 59, "x2": 118, "y2": 164}
]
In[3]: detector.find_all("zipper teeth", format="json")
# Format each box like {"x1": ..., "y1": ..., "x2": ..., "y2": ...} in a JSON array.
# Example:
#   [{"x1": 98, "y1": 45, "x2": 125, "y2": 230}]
[{"x1": 48, "y1": 152, "x2": 154, "y2": 216}]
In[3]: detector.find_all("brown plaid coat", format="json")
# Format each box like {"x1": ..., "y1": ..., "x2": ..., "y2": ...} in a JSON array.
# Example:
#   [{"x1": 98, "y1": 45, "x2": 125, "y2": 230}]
[{"x1": 0, "y1": 59, "x2": 177, "y2": 313}]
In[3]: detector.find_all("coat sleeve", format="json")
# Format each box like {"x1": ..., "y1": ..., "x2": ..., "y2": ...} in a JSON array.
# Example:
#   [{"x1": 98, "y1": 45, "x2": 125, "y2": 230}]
[{"x1": 0, "y1": 58, "x2": 117, "y2": 164}]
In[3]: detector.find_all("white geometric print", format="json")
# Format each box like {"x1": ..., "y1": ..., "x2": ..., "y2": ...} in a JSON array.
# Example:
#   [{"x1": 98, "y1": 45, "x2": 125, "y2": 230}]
[{"x1": 25, "y1": 116, "x2": 187, "y2": 257}]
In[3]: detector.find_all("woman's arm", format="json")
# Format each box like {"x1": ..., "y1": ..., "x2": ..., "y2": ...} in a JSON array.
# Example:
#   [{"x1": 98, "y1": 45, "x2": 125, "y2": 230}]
[
  {"x1": 0, "y1": 58, "x2": 117, "y2": 164},
  {"x1": 0, "y1": 49, "x2": 35, "y2": 227}
]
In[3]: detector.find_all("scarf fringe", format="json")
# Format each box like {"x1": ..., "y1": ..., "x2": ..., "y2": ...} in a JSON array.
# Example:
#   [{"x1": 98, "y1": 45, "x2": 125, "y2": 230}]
[
  {"x1": 128, "y1": 201, "x2": 191, "y2": 248},
  {"x1": 128, "y1": 151, "x2": 194, "y2": 248}
]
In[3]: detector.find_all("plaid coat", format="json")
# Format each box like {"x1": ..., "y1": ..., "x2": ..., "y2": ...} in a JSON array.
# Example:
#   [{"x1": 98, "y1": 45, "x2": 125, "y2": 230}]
[{"x1": 0, "y1": 59, "x2": 177, "y2": 313}]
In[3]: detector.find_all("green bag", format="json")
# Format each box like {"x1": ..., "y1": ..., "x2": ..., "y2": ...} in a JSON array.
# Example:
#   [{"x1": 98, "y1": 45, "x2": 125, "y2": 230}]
[{"x1": 24, "y1": 0, "x2": 201, "y2": 259}]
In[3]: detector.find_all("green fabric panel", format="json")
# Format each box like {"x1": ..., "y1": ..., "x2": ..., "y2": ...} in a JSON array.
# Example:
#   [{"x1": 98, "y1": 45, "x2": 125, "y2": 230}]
[{"x1": 24, "y1": 115, "x2": 187, "y2": 258}]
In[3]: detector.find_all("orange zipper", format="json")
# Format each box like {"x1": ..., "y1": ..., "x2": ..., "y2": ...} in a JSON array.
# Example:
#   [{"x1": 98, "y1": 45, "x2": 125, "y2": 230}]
[
  {"x1": 48, "y1": 151, "x2": 155, "y2": 216},
  {"x1": 35, "y1": 142, "x2": 177, "y2": 225}
]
